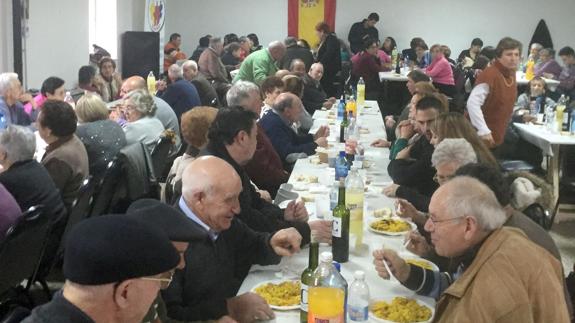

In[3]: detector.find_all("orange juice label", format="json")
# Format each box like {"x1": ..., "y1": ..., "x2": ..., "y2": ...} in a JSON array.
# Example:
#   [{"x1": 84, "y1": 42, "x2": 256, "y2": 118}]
[{"x1": 308, "y1": 313, "x2": 344, "y2": 323}]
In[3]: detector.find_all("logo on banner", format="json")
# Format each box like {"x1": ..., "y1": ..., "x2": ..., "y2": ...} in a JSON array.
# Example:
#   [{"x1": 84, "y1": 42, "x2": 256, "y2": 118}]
[
  {"x1": 301, "y1": 0, "x2": 319, "y2": 8},
  {"x1": 148, "y1": 0, "x2": 165, "y2": 32}
]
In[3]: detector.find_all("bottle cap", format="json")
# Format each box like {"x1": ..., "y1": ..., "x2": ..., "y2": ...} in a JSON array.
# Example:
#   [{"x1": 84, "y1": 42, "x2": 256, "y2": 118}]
[
  {"x1": 332, "y1": 261, "x2": 341, "y2": 272},
  {"x1": 354, "y1": 270, "x2": 365, "y2": 280},
  {"x1": 339, "y1": 151, "x2": 346, "y2": 157},
  {"x1": 320, "y1": 251, "x2": 333, "y2": 263}
]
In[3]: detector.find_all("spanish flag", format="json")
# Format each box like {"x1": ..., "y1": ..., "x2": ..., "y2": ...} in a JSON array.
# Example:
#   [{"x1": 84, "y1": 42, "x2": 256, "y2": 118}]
[{"x1": 288, "y1": 0, "x2": 336, "y2": 47}]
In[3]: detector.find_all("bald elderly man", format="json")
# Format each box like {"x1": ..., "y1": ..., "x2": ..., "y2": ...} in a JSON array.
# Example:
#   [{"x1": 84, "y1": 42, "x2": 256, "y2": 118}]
[
  {"x1": 302, "y1": 63, "x2": 337, "y2": 114},
  {"x1": 120, "y1": 76, "x2": 181, "y2": 148},
  {"x1": 232, "y1": 41, "x2": 286, "y2": 85},
  {"x1": 373, "y1": 177, "x2": 569, "y2": 322},
  {"x1": 259, "y1": 92, "x2": 329, "y2": 164},
  {"x1": 163, "y1": 156, "x2": 302, "y2": 322}
]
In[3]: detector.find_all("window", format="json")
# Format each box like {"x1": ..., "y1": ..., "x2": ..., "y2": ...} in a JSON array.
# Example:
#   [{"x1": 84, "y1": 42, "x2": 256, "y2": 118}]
[{"x1": 88, "y1": 0, "x2": 117, "y2": 59}]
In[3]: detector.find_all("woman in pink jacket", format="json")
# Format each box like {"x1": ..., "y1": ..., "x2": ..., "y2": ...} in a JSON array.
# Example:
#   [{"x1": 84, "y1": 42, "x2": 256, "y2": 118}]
[{"x1": 425, "y1": 44, "x2": 455, "y2": 97}]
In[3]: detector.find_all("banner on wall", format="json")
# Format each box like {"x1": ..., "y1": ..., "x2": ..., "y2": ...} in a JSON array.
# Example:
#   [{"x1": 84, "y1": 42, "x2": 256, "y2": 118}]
[
  {"x1": 288, "y1": 0, "x2": 336, "y2": 47},
  {"x1": 145, "y1": 0, "x2": 166, "y2": 73}
]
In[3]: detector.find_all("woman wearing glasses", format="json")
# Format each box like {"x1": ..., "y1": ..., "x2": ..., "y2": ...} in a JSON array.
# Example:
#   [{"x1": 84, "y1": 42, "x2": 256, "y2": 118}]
[{"x1": 121, "y1": 89, "x2": 165, "y2": 154}]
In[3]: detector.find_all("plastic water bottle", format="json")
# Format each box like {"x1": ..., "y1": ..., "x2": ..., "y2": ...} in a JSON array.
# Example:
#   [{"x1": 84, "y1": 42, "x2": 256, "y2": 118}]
[
  {"x1": 0, "y1": 113, "x2": 5, "y2": 129},
  {"x1": 63, "y1": 91, "x2": 75, "y2": 109},
  {"x1": 347, "y1": 112, "x2": 359, "y2": 141},
  {"x1": 337, "y1": 96, "x2": 345, "y2": 121},
  {"x1": 403, "y1": 57, "x2": 410, "y2": 75},
  {"x1": 329, "y1": 181, "x2": 339, "y2": 210},
  {"x1": 571, "y1": 111, "x2": 575, "y2": 135},
  {"x1": 346, "y1": 167, "x2": 364, "y2": 249},
  {"x1": 356, "y1": 78, "x2": 365, "y2": 107},
  {"x1": 335, "y1": 151, "x2": 349, "y2": 180},
  {"x1": 147, "y1": 71, "x2": 157, "y2": 94},
  {"x1": 545, "y1": 105, "x2": 555, "y2": 132},
  {"x1": 348, "y1": 270, "x2": 370, "y2": 322}
]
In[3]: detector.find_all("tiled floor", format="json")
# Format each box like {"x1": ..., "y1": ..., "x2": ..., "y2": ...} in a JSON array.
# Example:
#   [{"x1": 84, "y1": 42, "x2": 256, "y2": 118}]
[{"x1": 550, "y1": 219, "x2": 575, "y2": 274}]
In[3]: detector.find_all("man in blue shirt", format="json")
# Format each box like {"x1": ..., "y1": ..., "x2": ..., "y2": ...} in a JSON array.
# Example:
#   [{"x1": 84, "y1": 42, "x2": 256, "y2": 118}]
[
  {"x1": 259, "y1": 92, "x2": 329, "y2": 165},
  {"x1": 157, "y1": 64, "x2": 201, "y2": 123},
  {"x1": 0, "y1": 73, "x2": 32, "y2": 128}
]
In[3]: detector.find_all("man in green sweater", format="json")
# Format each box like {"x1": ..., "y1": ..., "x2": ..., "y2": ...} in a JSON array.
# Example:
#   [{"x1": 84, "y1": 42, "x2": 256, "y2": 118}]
[{"x1": 233, "y1": 41, "x2": 286, "y2": 85}]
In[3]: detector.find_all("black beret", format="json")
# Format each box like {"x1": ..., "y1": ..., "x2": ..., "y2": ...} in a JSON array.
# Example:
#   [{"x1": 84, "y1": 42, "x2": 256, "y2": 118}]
[
  {"x1": 63, "y1": 215, "x2": 179, "y2": 285},
  {"x1": 126, "y1": 199, "x2": 197, "y2": 242}
]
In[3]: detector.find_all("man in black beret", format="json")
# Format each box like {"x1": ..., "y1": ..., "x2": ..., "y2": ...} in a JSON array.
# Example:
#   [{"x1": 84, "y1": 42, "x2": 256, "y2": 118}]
[
  {"x1": 126, "y1": 198, "x2": 196, "y2": 323},
  {"x1": 163, "y1": 156, "x2": 303, "y2": 323},
  {"x1": 23, "y1": 215, "x2": 179, "y2": 323}
]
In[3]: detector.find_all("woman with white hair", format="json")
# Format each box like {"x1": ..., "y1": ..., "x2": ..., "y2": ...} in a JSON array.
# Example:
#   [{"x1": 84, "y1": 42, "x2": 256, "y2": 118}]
[
  {"x1": 0, "y1": 125, "x2": 66, "y2": 222},
  {"x1": 122, "y1": 89, "x2": 165, "y2": 153}
]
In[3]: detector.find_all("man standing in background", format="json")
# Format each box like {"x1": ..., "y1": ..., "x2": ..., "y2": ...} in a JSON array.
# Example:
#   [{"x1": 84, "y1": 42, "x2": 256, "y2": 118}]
[
  {"x1": 348, "y1": 12, "x2": 380, "y2": 54},
  {"x1": 467, "y1": 37, "x2": 521, "y2": 150}
]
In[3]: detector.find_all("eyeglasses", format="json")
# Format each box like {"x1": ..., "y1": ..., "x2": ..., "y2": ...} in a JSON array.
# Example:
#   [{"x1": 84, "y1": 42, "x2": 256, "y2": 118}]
[
  {"x1": 140, "y1": 272, "x2": 173, "y2": 290},
  {"x1": 427, "y1": 216, "x2": 464, "y2": 226},
  {"x1": 433, "y1": 173, "x2": 454, "y2": 183}
]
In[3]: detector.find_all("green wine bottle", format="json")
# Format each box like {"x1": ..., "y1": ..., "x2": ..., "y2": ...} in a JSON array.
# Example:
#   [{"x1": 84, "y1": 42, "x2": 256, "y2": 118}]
[
  {"x1": 332, "y1": 179, "x2": 350, "y2": 263},
  {"x1": 300, "y1": 239, "x2": 319, "y2": 323},
  {"x1": 339, "y1": 108, "x2": 349, "y2": 143}
]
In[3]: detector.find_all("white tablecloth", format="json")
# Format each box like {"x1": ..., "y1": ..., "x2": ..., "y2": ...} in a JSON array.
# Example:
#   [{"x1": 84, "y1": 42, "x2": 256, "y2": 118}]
[
  {"x1": 516, "y1": 71, "x2": 560, "y2": 91},
  {"x1": 379, "y1": 71, "x2": 409, "y2": 82},
  {"x1": 513, "y1": 123, "x2": 575, "y2": 156},
  {"x1": 238, "y1": 101, "x2": 436, "y2": 322},
  {"x1": 379, "y1": 70, "x2": 561, "y2": 92}
]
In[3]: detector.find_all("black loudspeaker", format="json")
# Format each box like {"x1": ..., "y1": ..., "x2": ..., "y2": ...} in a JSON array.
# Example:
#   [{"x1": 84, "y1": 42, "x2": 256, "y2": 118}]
[{"x1": 121, "y1": 31, "x2": 160, "y2": 79}]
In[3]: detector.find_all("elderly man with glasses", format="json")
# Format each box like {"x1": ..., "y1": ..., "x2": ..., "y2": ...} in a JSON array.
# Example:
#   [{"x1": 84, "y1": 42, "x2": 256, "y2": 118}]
[
  {"x1": 372, "y1": 176, "x2": 569, "y2": 322},
  {"x1": 23, "y1": 215, "x2": 180, "y2": 323},
  {"x1": 393, "y1": 138, "x2": 478, "y2": 218}
]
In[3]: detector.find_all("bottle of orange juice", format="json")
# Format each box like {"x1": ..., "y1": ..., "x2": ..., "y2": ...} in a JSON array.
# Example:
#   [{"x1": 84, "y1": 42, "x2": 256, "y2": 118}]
[
  {"x1": 346, "y1": 96, "x2": 357, "y2": 118},
  {"x1": 308, "y1": 252, "x2": 347, "y2": 323}
]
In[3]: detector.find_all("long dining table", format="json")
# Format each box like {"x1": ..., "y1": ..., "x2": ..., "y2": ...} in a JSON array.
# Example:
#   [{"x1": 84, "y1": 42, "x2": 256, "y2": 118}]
[
  {"x1": 378, "y1": 70, "x2": 561, "y2": 91},
  {"x1": 238, "y1": 100, "x2": 436, "y2": 322}
]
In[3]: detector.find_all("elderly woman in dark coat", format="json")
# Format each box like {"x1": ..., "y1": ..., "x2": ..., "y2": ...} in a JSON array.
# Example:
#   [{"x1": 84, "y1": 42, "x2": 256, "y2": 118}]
[
  {"x1": 315, "y1": 21, "x2": 341, "y2": 98},
  {"x1": 0, "y1": 125, "x2": 65, "y2": 222}
]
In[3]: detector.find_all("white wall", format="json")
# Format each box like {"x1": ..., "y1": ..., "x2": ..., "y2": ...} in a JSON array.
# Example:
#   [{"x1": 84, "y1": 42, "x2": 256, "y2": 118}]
[
  {"x1": 166, "y1": 0, "x2": 575, "y2": 61},
  {"x1": 116, "y1": 0, "x2": 146, "y2": 72},
  {"x1": 15, "y1": 0, "x2": 575, "y2": 89},
  {"x1": 165, "y1": 0, "x2": 288, "y2": 56},
  {"x1": 24, "y1": 0, "x2": 89, "y2": 89},
  {"x1": 0, "y1": 0, "x2": 14, "y2": 73}
]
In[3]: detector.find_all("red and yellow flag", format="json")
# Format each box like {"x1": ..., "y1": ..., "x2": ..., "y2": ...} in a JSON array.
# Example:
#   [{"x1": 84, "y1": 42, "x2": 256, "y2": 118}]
[{"x1": 288, "y1": 0, "x2": 336, "y2": 47}]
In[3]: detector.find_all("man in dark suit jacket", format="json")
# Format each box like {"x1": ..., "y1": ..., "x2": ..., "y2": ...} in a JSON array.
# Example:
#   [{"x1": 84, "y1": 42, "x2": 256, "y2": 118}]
[
  {"x1": 348, "y1": 12, "x2": 380, "y2": 54},
  {"x1": 182, "y1": 60, "x2": 219, "y2": 107},
  {"x1": 163, "y1": 156, "x2": 302, "y2": 322},
  {"x1": 227, "y1": 81, "x2": 289, "y2": 196},
  {"x1": 279, "y1": 37, "x2": 314, "y2": 71},
  {"x1": 201, "y1": 106, "x2": 332, "y2": 246},
  {"x1": 259, "y1": 93, "x2": 329, "y2": 164},
  {"x1": 157, "y1": 64, "x2": 201, "y2": 122}
]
